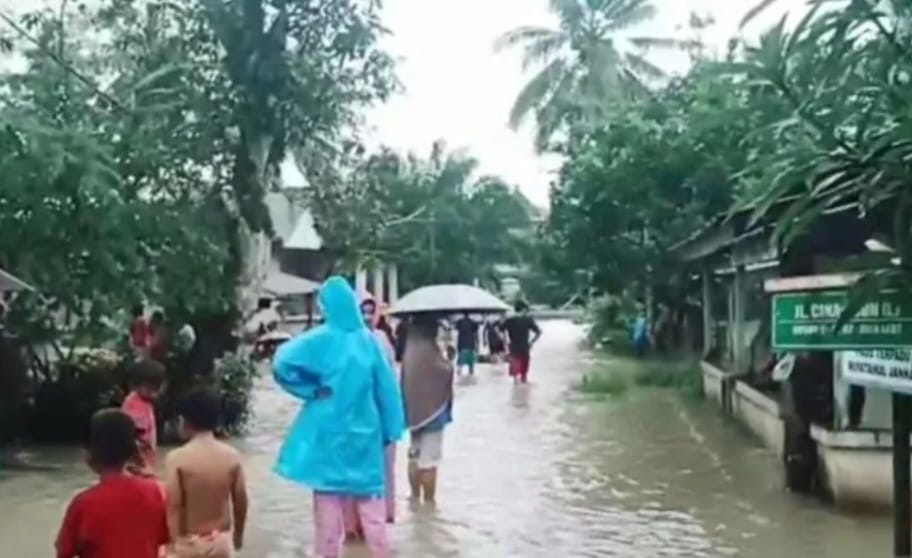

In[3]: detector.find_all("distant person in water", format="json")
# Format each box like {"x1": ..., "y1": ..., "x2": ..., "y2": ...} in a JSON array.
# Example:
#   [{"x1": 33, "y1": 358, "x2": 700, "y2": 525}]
[
  {"x1": 484, "y1": 317, "x2": 505, "y2": 362},
  {"x1": 632, "y1": 310, "x2": 650, "y2": 358},
  {"x1": 454, "y1": 312, "x2": 479, "y2": 375},
  {"x1": 56, "y1": 409, "x2": 169, "y2": 558},
  {"x1": 164, "y1": 388, "x2": 248, "y2": 558},
  {"x1": 273, "y1": 277, "x2": 404, "y2": 558},
  {"x1": 501, "y1": 301, "x2": 541, "y2": 384},
  {"x1": 402, "y1": 315, "x2": 454, "y2": 504}
]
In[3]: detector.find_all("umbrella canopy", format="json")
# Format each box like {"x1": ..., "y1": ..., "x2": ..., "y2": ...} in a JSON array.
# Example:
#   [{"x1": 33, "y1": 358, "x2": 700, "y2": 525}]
[
  {"x1": 0, "y1": 267, "x2": 33, "y2": 292},
  {"x1": 389, "y1": 284, "x2": 510, "y2": 316}
]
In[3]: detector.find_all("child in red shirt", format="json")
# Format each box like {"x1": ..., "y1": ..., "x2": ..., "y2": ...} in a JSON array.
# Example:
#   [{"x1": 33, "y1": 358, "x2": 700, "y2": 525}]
[
  {"x1": 56, "y1": 409, "x2": 169, "y2": 558},
  {"x1": 121, "y1": 359, "x2": 167, "y2": 474}
]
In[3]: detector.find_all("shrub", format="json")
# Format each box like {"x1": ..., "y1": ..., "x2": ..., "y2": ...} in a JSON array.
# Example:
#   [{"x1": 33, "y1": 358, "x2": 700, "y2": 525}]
[
  {"x1": 28, "y1": 348, "x2": 127, "y2": 443},
  {"x1": 215, "y1": 353, "x2": 258, "y2": 435},
  {"x1": 586, "y1": 293, "x2": 637, "y2": 348},
  {"x1": 577, "y1": 369, "x2": 629, "y2": 397},
  {"x1": 634, "y1": 360, "x2": 703, "y2": 399}
]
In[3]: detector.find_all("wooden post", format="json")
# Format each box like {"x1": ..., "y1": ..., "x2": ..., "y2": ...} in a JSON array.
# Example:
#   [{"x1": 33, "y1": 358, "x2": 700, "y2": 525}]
[
  {"x1": 894, "y1": 392, "x2": 912, "y2": 557},
  {"x1": 702, "y1": 268, "x2": 713, "y2": 357}
]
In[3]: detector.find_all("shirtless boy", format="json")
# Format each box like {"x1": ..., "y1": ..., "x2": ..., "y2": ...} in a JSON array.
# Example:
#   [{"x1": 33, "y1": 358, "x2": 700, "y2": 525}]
[{"x1": 164, "y1": 388, "x2": 248, "y2": 558}]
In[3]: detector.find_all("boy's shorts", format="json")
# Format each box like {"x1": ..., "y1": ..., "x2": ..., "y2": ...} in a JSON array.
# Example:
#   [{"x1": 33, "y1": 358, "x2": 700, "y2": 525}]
[
  {"x1": 457, "y1": 349, "x2": 476, "y2": 366},
  {"x1": 409, "y1": 429, "x2": 444, "y2": 469}
]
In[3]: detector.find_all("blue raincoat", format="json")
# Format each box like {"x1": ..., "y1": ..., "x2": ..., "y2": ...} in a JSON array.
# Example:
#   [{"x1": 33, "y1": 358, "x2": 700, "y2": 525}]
[{"x1": 273, "y1": 276, "x2": 405, "y2": 497}]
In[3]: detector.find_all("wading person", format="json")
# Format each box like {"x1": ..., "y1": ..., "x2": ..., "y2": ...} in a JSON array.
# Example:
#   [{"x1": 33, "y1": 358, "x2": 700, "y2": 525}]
[
  {"x1": 484, "y1": 317, "x2": 505, "y2": 363},
  {"x1": 501, "y1": 301, "x2": 541, "y2": 384},
  {"x1": 164, "y1": 388, "x2": 248, "y2": 558},
  {"x1": 402, "y1": 315, "x2": 454, "y2": 504},
  {"x1": 121, "y1": 359, "x2": 167, "y2": 475},
  {"x1": 56, "y1": 409, "x2": 169, "y2": 558},
  {"x1": 631, "y1": 309, "x2": 650, "y2": 357},
  {"x1": 344, "y1": 292, "x2": 400, "y2": 541},
  {"x1": 454, "y1": 312, "x2": 479, "y2": 376},
  {"x1": 273, "y1": 276, "x2": 404, "y2": 558}
]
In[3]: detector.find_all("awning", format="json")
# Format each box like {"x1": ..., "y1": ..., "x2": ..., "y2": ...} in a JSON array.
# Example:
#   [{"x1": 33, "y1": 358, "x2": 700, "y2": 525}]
[
  {"x1": 263, "y1": 272, "x2": 320, "y2": 296},
  {"x1": 0, "y1": 268, "x2": 33, "y2": 292}
]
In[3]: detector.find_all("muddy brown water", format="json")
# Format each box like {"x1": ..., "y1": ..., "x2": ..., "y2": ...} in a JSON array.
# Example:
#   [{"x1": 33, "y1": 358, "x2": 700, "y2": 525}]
[{"x1": 0, "y1": 321, "x2": 891, "y2": 557}]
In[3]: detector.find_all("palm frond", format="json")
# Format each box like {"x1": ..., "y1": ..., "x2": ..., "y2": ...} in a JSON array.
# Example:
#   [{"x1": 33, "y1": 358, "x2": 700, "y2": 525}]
[
  {"x1": 550, "y1": 0, "x2": 586, "y2": 32},
  {"x1": 604, "y1": 0, "x2": 657, "y2": 30},
  {"x1": 509, "y1": 58, "x2": 568, "y2": 129},
  {"x1": 740, "y1": 0, "x2": 780, "y2": 29},
  {"x1": 494, "y1": 26, "x2": 562, "y2": 52},
  {"x1": 521, "y1": 33, "x2": 569, "y2": 71}
]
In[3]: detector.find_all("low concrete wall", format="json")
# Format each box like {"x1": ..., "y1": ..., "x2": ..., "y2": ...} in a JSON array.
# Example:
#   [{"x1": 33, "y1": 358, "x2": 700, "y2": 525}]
[
  {"x1": 700, "y1": 359, "x2": 905, "y2": 511},
  {"x1": 811, "y1": 426, "x2": 898, "y2": 510},
  {"x1": 700, "y1": 361, "x2": 727, "y2": 408},
  {"x1": 731, "y1": 381, "x2": 784, "y2": 458},
  {"x1": 701, "y1": 361, "x2": 784, "y2": 456}
]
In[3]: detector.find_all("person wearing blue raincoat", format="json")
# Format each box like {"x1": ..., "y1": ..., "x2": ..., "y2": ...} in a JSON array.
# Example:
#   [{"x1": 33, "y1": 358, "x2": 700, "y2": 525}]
[{"x1": 273, "y1": 276, "x2": 404, "y2": 558}]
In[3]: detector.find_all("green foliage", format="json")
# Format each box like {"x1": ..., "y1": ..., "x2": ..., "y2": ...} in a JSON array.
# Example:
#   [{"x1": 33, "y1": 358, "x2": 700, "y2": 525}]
[
  {"x1": 578, "y1": 369, "x2": 629, "y2": 397},
  {"x1": 633, "y1": 360, "x2": 703, "y2": 399},
  {"x1": 546, "y1": 63, "x2": 761, "y2": 313},
  {"x1": 0, "y1": 0, "x2": 396, "y2": 442},
  {"x1": 720, "y1": 1, "x2": 912, "y2": 322},
  {"x1": 586, "y1": 294, "x2": 637, "y2": 348},
  {"x1": 214, "y1": 353, "x2": 258, "y2": 436},
  {"x1": 303, "y1": 140, "x2": 540, "y2": 292}
]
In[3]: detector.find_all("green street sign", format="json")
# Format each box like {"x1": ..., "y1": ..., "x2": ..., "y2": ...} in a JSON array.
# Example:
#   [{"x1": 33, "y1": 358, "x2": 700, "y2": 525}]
[{"x1": 772, "y1": 290, "x2": 912, "y2": 350}]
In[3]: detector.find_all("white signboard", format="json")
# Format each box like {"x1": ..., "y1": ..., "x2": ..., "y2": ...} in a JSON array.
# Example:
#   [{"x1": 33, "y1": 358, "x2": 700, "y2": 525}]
[{"x1": 841, "y1": 349, "x2": 912, "y2": 394}]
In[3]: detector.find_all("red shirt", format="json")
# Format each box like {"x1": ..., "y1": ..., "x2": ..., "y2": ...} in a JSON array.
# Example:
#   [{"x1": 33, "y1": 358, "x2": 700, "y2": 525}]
[
  {"x1": 121, "y1": 391, "x2": 157, "y2": 468},
  {"x1": 130, "y1": 318, "x2": 149, "y2": 349},
  {"x1": 56, "y1": 473, "x2": 168, "y2": 558}
]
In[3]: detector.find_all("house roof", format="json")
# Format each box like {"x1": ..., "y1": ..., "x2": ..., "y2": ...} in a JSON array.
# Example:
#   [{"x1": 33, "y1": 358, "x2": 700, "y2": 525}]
[
  {"x1": 263, "y1": 271, "x2": 320, "y2": 296},
  {"x1": 0, "y1": 267, "x2": 32, "y2": 292},
  {"x1": 285, "y1": 210, "x2": 323, "y2": 251}
]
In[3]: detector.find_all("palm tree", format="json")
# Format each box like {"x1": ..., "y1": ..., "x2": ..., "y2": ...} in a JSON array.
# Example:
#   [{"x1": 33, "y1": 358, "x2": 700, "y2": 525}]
[{"x1": 495, "y1": 0, "x2": 691, "y2": 150}]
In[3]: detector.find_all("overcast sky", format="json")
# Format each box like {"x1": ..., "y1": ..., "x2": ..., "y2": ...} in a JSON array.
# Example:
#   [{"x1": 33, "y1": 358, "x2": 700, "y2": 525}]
[
  {"x1": 365, "y1": 0, "x2": 793, "y2": 206},
  {"x1": 4, "y1": 0, "x2": 794, "y2": 206}
]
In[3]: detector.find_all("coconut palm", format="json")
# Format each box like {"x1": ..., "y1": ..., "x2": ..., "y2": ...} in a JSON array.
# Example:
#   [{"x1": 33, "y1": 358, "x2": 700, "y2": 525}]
[{"x1": 495, "y1": 0, "x2": 692, "y2": 150}]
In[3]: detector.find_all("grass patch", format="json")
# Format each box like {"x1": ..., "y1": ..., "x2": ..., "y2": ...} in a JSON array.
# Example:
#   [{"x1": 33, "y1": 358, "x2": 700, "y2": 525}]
[
  {"x1": 577, "y1": 369, "x2": 629, "y2": 397},
  {"x1": 633, "y1": 360, "x2": 703, "y2": 399}
]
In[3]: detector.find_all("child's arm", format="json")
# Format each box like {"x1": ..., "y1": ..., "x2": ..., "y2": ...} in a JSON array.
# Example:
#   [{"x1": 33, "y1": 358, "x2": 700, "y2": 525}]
[
  {"x1": 163, "y1": 453, "x2": 183, "y2": 544},
  {"x1": 231, "y1": 462, "x2": 249, "y2": 551}
]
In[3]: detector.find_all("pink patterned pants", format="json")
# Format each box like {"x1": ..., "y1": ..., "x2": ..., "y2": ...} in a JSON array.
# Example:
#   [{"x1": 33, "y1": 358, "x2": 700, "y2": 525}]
[{"x1": 313, "y1": 493, "x2": 390, "y2": 558}]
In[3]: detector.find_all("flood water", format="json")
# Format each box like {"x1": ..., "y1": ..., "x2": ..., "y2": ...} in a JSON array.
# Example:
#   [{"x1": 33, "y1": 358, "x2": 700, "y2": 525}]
[{"x1": 0, "y1": 320, "x2": 894, "y2": 557}]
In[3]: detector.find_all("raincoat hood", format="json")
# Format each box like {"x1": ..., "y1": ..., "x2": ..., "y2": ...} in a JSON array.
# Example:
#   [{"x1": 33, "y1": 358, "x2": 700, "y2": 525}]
[
  {"x1": 272, "y1": 275, "x2": 405, "y2": 496},
  {"x1": 322, "y1": 276, "x2": 365, "y2": 332}
]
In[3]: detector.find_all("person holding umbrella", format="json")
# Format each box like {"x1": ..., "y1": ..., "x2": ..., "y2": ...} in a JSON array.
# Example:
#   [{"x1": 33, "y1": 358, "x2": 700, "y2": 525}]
[{"x1": 401, "y1": 314, "x2": 454, "y2": 504}]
